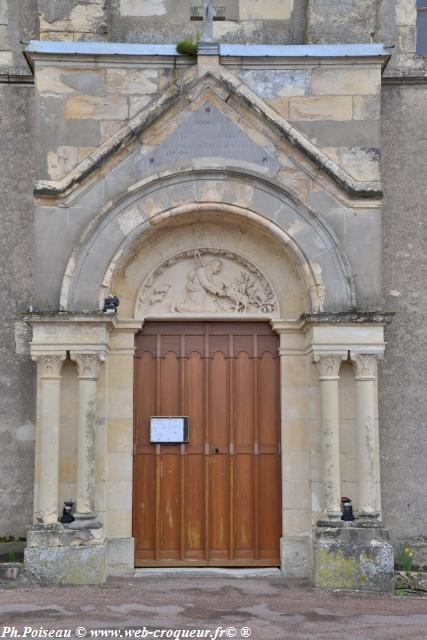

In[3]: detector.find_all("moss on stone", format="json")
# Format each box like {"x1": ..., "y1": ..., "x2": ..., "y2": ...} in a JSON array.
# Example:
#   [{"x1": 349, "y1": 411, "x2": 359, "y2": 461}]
[{"x1": 315, "y1": 548, "x2": 358, "y2": 589}]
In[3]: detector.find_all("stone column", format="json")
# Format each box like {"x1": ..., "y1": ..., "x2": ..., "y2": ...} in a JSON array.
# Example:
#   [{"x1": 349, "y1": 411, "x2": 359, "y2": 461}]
[
  {"x1": 70, "y1": 352, "x2": 104, "y2": 520},
  {"x1": 314, "y1": 354, "x2": 346, "y2": 519},
  {"x1": 271, "y1": 321, "x2": 311, "y2": 577},
  {"x1": 33, "y1": 353, "x2": 66, "y2": 524},
  {"x1": 350, "y1": 353, "x2": 380, "y2": 518}
]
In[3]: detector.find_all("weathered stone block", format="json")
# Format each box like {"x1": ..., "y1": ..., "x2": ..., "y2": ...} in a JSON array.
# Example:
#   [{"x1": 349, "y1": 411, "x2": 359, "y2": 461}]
[
  {"x1": 395, "y1": 0, "x2": 417, "y2": 26},
  {"x1": 0, "y1": 24, "x2": 8, "y2": 50},
  {"x1": 65, "y1": 95, "x2": 128, "y2": 120},
  {"x1": 322, "y1": 147, "x2": 380, "y2": 181},
  {"x1": 47, "y1": 146, "x2": 79, "y2": 180},
  {"x1": 24, "y1": 543, "x2": 106, "y2": 585},
  {"x1": 353, "y1": 95, "x2": 381, "y2": 120},
  {"x1": 313, "y1": 523, "x2": 394, "y2": 592},
  {"x1": 289, "y1": 96, "x2": 353, "y2": 121},
  {"x1": 27, "y1": 523, "x2": 64, "y2": 548},
  {"x1": 240, "y1": 0, "x2": 293, "y2": 20},
  {"x1": 237, "y1": 69, "x2": 311, "y2": 98},
  {"x1": 0, "y1": 0, "x2": 7, "y2": 25},
  {"x1": 106, "y1": 69, "x2": 159, "y2": 95},
  {"x1": 281, "y1": 537, "x2": 311, "y2": 578},
  {"x1": 107, "y1": 537, "x2": 134, "y2": 577},
  {"x1": 121, "y1": 0, "x2": 167, "y2": 17},
  {"x1": 39, "y1": 2, "x2": 107, "y2": 37},
  {"x1": 0, "y1": 50, "x2": 11, "y2": 66},
  {"x1": 0, "y1": 563, "x2": 22, "y2": 584},
  {"x1": 395, "y1": 571, "x2": 427, "y2": 592},
  {"x1": 312, "y1": 68, "x2": 380, "y2": 96}
]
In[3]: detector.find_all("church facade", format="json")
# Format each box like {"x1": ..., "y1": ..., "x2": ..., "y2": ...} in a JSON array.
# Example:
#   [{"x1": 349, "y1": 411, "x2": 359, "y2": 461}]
[{"x1": 0, "y1": 1, "x2": 426, "y2": 590}]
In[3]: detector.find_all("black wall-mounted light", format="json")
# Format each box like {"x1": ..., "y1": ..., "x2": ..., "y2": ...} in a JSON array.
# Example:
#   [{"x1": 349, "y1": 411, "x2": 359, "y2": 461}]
[
  {"x1": 103, "y1": 295, "x2": 120, "y2": 313},
  {"x1": 59, "y1": 500, "x2": 75, "y2": 524},
  {"x1": 341, "y1": 496, "x2": 355, "y2": 522}
]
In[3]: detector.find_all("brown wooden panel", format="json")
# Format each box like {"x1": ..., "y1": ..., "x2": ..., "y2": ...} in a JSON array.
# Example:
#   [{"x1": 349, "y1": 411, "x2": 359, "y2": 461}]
[
  {"x1": 208, "y1": 352, "x2": 229, "y2": 450},
  {"x1": 233, "y1": 352, "x2": 254, "y2": 449},
  {"x1": 159, "y1": 454, "x2": 181, "y2": 556},
  {"x1": 234, "y1": 454, "x2": 255, "y2": 554},
  {"x1": 258, "y1": 352, "x2": 280, "y2": 449},
  {"x1": 134, "y1": 321, "x2": 281, "y2": 568},
  {"x1": 184, "y1": 455, "x2": 205, "y2": 556},
  {"x1": 186, "y1": 353, "x2": 204, "y2": 452},
  {"x1": 209, "y1": 454, "x2": 229, "y2": 557},
  {"x1": 133, "y1": 454, "x2": 156, "y2": 556}
]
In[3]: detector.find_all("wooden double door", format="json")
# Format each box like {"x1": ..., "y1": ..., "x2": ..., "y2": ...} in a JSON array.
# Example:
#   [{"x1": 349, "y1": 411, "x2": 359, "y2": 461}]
[{"x1": 133, "y1": 322, "x2": 281, "y2": 566}]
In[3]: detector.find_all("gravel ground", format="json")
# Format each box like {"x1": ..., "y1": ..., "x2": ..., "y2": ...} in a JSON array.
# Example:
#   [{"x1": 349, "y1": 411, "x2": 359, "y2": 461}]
[{"x1": 0, "y1": 576, "x2": 427, "y2": 640}]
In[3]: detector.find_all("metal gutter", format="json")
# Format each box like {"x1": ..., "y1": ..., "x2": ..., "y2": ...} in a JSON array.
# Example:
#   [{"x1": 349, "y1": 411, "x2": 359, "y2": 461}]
[{"x1": 24, "y1": 40, "x2": 390, "y2": 70}]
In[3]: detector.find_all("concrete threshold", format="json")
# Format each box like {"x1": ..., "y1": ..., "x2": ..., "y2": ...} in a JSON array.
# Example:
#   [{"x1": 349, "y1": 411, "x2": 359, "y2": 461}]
[{"x1": 134, "y1": 567, "x2": 281, "y2": 578}]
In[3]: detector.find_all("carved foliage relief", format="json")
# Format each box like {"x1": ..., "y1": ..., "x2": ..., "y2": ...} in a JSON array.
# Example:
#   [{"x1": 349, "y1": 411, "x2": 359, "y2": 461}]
[{"x1": 137, "y1": 249, "x2": 279, "y2": 315}]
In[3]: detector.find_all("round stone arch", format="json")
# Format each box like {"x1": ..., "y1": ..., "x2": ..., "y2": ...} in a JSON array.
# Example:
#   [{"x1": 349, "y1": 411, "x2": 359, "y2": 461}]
[{"x1": 60, "y1": 169, "x2": 354, "y2": 314}]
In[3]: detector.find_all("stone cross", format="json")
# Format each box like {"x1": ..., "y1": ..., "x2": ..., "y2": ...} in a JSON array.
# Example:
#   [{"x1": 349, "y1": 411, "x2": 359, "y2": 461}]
[{"x1": 201, "y1": 0, "x2": 214, "y2": 42}]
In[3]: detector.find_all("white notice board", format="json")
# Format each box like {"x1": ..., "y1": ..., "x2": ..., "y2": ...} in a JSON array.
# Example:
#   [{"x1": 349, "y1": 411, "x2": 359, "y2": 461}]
[{"x1": 150, "y1": 417, "x2": 189, "y2": 443}]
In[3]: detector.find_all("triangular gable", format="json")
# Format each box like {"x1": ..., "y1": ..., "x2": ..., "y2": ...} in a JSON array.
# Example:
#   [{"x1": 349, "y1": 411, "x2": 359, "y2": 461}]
[{"x1": 34, "y1": 65, "x2": 382, "y2": 200}]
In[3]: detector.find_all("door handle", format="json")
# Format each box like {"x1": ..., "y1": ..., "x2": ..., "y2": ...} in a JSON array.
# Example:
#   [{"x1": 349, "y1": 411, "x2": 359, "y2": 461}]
[{"x1": 211, "y1": 447, "x2": 220, "y2": 454}]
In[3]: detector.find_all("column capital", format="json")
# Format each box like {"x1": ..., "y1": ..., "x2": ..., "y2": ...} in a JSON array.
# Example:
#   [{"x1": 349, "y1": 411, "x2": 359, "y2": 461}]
[
  {"x1": 314, "y1": 353, "x2": 347, "y2": 380},
  {"x1": 70, "y1": 352, "x2": 105, "y2": 380},
  {"x1": 350, "y1": 352, "x2": 381, "y2": 380},
  {"x1": 32, "y1": 353, "x2": 66, "y2": 379}
]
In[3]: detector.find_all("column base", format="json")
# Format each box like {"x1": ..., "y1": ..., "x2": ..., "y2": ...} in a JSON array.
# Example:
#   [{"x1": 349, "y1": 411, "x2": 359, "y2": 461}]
[
  {"x1": 313, "y1": 521, "x2": 394, "y2": 592},
  {"x1": 24, "y1": 524, "x2": 106, "y2": 585},
  {"x1": 280, "y1": 536, "x2": 311, "y2": 578}
]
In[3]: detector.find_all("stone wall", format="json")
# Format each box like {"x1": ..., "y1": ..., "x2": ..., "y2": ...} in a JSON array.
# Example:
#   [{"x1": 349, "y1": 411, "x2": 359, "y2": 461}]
[
  {"x1": 0, "y1": 83, "x2": 36, "y2": 537},
  {"x1": 380, "y1": 83, "x2": 427, "y2": 541}
]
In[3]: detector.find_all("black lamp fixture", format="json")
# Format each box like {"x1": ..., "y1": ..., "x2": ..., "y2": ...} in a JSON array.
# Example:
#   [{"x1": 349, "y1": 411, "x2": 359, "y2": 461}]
[
  {"x1": 59, "y1": 500, "x2": 75, "y2": 524},
  {"x1": 103, "y1": 295, "x2": 120, "y2": 313},
  {"x1": 341, "y1": 496, "x2": 355, "y2": 521}
]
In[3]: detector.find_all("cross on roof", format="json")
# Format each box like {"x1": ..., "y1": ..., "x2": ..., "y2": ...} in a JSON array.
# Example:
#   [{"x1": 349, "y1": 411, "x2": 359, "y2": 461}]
[{"x1": 201, "y1": 0, "x2": 214, "y2": 42}]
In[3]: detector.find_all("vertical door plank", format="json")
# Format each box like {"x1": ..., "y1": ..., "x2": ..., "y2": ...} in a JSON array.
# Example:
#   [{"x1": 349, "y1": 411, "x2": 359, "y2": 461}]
[{"x1": 208, "y1": 350, "x2": 229, "y2": 560}]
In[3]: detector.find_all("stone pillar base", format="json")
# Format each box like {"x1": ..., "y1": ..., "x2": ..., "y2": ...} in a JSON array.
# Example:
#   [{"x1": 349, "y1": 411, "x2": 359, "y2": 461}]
[
  {"x1": 313, "y1": 521, "x2": 394, "y2": 592},
  {"x1": 24, "y1": 524, "x2": 106, "y2": 585},
  {"x1": 280, "y1": 536, "x2": 311, "y2": 578}
]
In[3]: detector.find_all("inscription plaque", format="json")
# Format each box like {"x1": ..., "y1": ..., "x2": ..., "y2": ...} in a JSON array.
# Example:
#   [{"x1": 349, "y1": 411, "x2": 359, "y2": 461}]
[{"x1": 150, "y1": 417, "x2": 189, "y2": 444}]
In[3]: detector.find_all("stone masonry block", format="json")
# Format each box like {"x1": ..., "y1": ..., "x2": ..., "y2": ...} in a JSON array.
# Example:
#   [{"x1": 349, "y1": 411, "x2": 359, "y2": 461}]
[
  {"x1": 312, "y1": 68, "x2": 381, "y2": 97},
  {"x1": 107, "y1": 538, "x2": 134, "y2": 577},
  {"x1": 65, "y1": 95, "x2": 128, "y2": 120},
  {"x1": 353, "y1": 95, "x2": 381, "y2": 120},
  {"x1": 0, "y1": 50, "x2": 11, "y2": 66},
  {"x1": 0, "y1": 0, "x2": 7, "y2": 25},
  {"x1": 237, "y1": 69, "x2": 311, "y2": 98},
  {"x1": 120, "y1": 0, "x2": 167, "y2": 17},
  {"x1": 289, "y1": 96, "x2": 353, "y2": 121},
  {"x1": 313, "y1": 524, "x2": 394, "y2": 592},
  {"x1": 240, "y1": 0, "x2": 293, "y2": 20},
  {"x1": 0, "y1": 24, "x2": 8, "y2": 50},
  {"x1": 25, "y1": 543, "x2": 106, "y2": 586},
  {"x1": 105, "y1": 68, "x2": 159, "y2": 95}
]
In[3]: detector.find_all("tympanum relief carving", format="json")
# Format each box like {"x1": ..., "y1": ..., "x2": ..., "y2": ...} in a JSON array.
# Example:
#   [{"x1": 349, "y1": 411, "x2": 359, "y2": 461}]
[{"x1": 137, "y1": 249, "x2": 278, "y2": 315}]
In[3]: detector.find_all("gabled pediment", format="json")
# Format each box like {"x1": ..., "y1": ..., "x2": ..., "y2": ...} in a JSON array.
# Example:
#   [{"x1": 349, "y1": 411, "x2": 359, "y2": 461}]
[{"x1": 34, "y1": 64, "x2": 382, "y2": 201}]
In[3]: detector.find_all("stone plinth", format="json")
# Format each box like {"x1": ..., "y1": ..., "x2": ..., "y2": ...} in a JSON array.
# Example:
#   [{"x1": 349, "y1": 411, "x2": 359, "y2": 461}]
[
  {"x1": 313, "y1": 521, "x2": 394, "y2": 592},
  {"x1": 24, "y1": 523, "x2": 106, "y2": 586}
]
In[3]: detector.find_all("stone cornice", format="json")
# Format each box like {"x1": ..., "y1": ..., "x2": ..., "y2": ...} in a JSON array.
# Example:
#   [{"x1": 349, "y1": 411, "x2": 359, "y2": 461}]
[{"x1": 300, "y1": 311, "x2": 395, "y2": 325}]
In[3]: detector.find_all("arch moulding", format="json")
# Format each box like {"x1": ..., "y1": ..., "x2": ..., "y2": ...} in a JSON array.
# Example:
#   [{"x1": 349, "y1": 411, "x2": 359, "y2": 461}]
[{"x1": 59, "y1": 169, "x2": 355, "y2": 315}]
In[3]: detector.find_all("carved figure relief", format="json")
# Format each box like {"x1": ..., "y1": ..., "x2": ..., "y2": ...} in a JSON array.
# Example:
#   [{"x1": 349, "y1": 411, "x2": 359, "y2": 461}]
[{"x1": 138, "y1": 249, "x2": 278, "y2": 315}]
